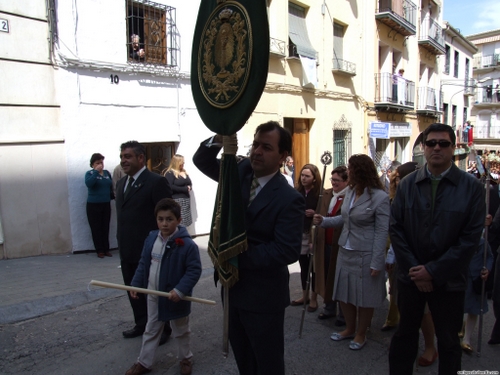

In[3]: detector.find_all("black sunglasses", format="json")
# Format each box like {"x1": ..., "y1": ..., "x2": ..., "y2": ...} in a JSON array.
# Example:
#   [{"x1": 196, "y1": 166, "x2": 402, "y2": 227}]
[{"x1": 424, "y1": 140, "x2": 452, "y2": 148}]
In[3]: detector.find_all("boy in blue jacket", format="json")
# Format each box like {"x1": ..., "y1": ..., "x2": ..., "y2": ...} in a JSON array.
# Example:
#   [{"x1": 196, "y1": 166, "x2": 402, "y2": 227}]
[{"x1": 125, "y1": 198, "x2": 202, "y2": 375}]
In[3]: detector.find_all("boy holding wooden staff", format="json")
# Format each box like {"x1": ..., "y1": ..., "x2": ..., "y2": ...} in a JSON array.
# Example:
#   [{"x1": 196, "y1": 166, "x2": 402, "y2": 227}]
[{"x1": 125, "y1": 198, "x2": 202, "y2": 375}]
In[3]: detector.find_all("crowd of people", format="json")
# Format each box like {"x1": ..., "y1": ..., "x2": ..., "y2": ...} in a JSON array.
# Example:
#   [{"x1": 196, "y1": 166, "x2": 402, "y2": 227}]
[{"x1": 83, "y1": 122, "x2": 500, "y2": 375}]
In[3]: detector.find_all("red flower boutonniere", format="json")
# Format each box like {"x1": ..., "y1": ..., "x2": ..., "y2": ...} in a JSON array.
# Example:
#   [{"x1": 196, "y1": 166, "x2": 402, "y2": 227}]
[{"x1": 175, "y1": 238, "x2": 184, "y2": 246}]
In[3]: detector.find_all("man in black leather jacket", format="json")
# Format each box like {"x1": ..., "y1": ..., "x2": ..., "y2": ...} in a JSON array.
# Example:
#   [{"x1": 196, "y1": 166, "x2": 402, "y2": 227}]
[{"x1": 388, "y1": 123, "x2": 485, "y2": 375}]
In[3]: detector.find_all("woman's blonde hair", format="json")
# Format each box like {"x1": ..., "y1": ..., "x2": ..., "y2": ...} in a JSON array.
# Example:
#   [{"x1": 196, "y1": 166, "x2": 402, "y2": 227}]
[{"x1": 165, "y1": 154, "x2": 186, "y2": 178}]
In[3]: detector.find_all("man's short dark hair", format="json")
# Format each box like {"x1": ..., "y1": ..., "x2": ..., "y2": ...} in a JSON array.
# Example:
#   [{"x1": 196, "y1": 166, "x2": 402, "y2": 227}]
[
  {"x1": 422, "y1": 123, "x2": 456, "y2": 145},
  {"x1": 120, "y1": 141, "x2": 146, "y2": 158},
  {"x1": 254, "y1": 121, "x2": 292, "y2": 154},
  {"x1": 154, "y1": 198, "x2": 181, "y2": 219},
  {"x1": 331, "y1": 165, "x2": 348, "y2": 181},
  {"x1": 89, "y1": 153, "x2": 105, "y2": 167}
]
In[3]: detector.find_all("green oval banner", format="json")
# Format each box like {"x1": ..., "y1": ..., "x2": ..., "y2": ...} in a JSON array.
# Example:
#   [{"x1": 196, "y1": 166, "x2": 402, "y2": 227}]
[{"x1": 191, "y1": 0, "x2": 269, "y2": 135}]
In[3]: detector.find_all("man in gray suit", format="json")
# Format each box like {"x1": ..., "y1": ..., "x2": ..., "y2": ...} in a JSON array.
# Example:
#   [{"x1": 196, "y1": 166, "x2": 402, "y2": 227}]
[
  {"x1": 115, "y1": 141, "x2": 172, "y2": 340},
  {"x1": 389, "y1": 124, "x2": 485, "y2": 375}
]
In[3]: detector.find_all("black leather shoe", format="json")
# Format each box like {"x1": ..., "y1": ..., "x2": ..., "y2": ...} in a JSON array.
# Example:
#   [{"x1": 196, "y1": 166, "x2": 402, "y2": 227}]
[
  {"x1": 123, "y1": 326, "x2": 145, "y2": 338},
  {"x1": 381, "y1": 324, "x2": 396, "y2": 332},
  {"x1": 334, "y1": 319, "x2": 346, "y2": 327},
  {"x1": 159, "y1": 331, "x2": 170, "y2": 346},
  {"x1": 488, "y1": 337, "x2": 500, "y2": 345}
]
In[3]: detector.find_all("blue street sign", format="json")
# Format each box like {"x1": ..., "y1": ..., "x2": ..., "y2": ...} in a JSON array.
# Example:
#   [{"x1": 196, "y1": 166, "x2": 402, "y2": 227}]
[{"x1": 369, "y1": 122, "x2": 390, "y2": 139}]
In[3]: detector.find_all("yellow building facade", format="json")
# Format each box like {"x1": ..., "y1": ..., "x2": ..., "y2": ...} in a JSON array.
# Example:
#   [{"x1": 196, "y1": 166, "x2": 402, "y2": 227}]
[{"x1": 237, "y1": 0, "x2": 445, "y2": 178}]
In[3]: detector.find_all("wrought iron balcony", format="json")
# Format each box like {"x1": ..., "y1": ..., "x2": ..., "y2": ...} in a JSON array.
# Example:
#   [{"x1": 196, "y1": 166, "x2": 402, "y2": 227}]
[
  {"x1": 475, "y1": 125, "x2": 500, "y2": 139},
  {"x1": 418, "y1": 16, "x2": 445, "y2": 55},
  {"x1": 332, "y1": 58, "x2": 356, "y2": 76},
  {"x1": 376, "y1": 0, "x2": 417, "y2": 37},
  {"x1": 416, "y1": 87, "x2": 441, "y2": 116},
  {"x1": 474, "y1": 86, "x2": 500, "y2": 106},
  {"x1": 374, "y1": 72, "x2": 415, "y2": 111},
  {"x1": 473, "y1": 54, "x2": 500, "y2": 69},
  {"x1": 269, "y1": 37, "x2": 286, "y2": 58}
]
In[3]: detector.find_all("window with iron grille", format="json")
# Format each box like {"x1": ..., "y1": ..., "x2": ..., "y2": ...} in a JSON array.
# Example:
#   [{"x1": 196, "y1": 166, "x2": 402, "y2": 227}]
[
  {"x1": 444, "y1": 45, "x2": 450, "y2": 75},
  {"x1": 453, "y1": 50, "x2": 459, "y2": 78},
  {"x1": 126, "y1": 0, "x2": 179, "y2": 67},
  {"x1": 465, "y1": 58, "x2": 470, "y2": 83},
  {"x1": 332, "y1": 115, "x2": 352, "y2": 168},
  {"x1": 443, "y1": 103, "x2": 449, "y2": 125}
]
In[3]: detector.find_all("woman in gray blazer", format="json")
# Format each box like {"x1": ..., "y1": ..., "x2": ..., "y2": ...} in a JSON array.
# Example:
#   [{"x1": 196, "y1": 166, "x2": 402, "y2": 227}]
[{"x1": 313, "y1": 154, "x2": 390, "y2": 350}]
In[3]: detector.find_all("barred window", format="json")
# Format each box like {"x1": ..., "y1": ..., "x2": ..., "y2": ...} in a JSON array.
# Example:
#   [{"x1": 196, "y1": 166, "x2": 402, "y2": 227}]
[
  {"x1": 453, "y1": 50, "x2": 459, "y2": 78},
  {"x1": 126, "y1": 0, "x2": 179, "y2": 67},
  {"x1": 143, "y1": 142, "x2": 176, "y2": 175},
  {"x1": 332, "y1": 115, "x2": 352, "y2": 168},
  {"x1": 444, "y1": 45, "x2": 450, "y2": 75}
]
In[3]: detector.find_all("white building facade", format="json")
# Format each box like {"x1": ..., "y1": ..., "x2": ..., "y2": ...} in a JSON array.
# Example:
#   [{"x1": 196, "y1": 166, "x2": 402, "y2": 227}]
[
  {"x1": 438, "y1": 22, "x2": 477, "y2": 169},
  {"x1": 0, "y1": 0, "x2": 218, "y2": 258},
  {"x1": 467, "y1": 29, "x2": 500, "y2": 151},
  {"x1": 0, "y1": 0, "x2": 73, "y2": 258}
]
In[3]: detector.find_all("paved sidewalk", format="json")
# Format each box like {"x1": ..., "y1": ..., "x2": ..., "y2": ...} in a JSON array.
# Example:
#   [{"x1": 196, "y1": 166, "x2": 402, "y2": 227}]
[
  {"x1": 1, "y1": 235, "x2": 499, "y2": 374},
  {"x1": 0, "y1": 235, "x2": 213, "y2": 325}
]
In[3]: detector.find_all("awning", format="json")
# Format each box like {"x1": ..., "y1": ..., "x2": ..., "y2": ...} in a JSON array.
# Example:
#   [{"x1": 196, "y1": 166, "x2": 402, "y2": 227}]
[{"x1": 288, "y1": 12, "x2": 317, "y2": 59}]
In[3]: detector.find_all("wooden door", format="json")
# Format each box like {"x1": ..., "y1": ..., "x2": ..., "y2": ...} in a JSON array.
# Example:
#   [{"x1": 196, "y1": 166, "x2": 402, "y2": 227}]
[{"x1": 292, "y1": 118, "x2": 309, "y2": 186}]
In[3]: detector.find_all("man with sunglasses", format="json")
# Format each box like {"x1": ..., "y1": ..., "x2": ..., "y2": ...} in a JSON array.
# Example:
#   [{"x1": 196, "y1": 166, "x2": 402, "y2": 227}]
[{"x1": 388, "y1": 123, "x2": 485, "y2": 375}]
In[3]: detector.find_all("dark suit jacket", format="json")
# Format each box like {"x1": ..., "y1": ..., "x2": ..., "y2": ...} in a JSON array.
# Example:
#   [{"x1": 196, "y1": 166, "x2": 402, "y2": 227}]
[
  {"x1": 115, "y1": 168, "x2": 172, "y2": 263},
  {"x1": 193, "y1": 139, "x2": 305, "y2": 313}
]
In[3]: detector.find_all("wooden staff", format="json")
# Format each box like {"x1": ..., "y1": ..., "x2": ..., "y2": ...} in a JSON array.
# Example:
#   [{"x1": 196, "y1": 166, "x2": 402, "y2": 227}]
[
  {"x1": 89, "y1": 280, "x2": 216, "y2": 305},
  {"x1": 299, "y1": 151, "x2": 332, "y2": 338}
]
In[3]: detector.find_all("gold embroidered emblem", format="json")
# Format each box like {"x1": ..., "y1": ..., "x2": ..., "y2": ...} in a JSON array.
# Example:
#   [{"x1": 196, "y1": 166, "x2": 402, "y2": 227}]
[{"x1": 198, "y1": 1, "x2": 252, "y2": 109}]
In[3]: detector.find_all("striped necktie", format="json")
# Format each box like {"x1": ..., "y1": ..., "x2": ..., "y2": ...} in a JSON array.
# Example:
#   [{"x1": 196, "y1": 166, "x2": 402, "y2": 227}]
[{"x1": 248, "y1": 176, "x2": 259, "y2": 206}]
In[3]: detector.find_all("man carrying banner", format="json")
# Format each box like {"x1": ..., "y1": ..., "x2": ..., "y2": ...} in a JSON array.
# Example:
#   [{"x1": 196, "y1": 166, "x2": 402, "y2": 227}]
[{"x1": 193, "y1": 121, "x2": 304, "y2": 375}]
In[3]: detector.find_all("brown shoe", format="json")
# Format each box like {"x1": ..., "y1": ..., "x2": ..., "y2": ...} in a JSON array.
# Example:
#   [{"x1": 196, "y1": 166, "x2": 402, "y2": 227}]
[
  {"x1": 125, "y1": 362, "x2": 151, "y2": 375},
  {"x1": 180, "y1": 358, "x2": 192, "y2": 375},
  {"x1": 104, "y1": 251, "x2": 113, "y2": 257},
  {"x1": 97, "y1": 253, "x2": 105, "y2": 258}
]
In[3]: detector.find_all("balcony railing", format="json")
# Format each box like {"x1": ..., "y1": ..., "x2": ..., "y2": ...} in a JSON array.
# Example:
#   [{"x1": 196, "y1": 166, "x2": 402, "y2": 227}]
[
  {"x1": 473, "y1": 54, "x2": 500, "y2": 69},
  {"x1": 376, "y1": 0, "x2": 417, "y2": 36},
  {"x1": 375, "y1": 72, "x2": 415, "y2": 108},
  {"x1": 475, "y1": 86, "x2": 500, "y2": 104},
  {"x1": 417, "y1": 86, "x2": 441, "y2": 112},
  {"x1": 419, "y1": 16, "x2": 445, "y2": 55},
  {"x1": 332, "y1": 58, "x2": 356, "y2": 76},
  {"x1": 475, "y1": 125, "x2": 500, "y2": 139},
  {"x1": 269, "y1": 37, "x2": 286, "y2": 57}
]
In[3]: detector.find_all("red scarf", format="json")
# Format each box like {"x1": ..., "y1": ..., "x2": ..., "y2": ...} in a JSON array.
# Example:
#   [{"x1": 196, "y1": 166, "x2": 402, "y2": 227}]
[{"x1": 325, "y1": 196, "x2": 344, "y2": 245}]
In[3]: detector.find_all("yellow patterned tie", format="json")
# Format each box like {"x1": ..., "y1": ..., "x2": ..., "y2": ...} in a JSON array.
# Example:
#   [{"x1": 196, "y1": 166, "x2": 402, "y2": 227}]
[{"x1": 248, "y1": 176, "x2": 259, "y2": 206}]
